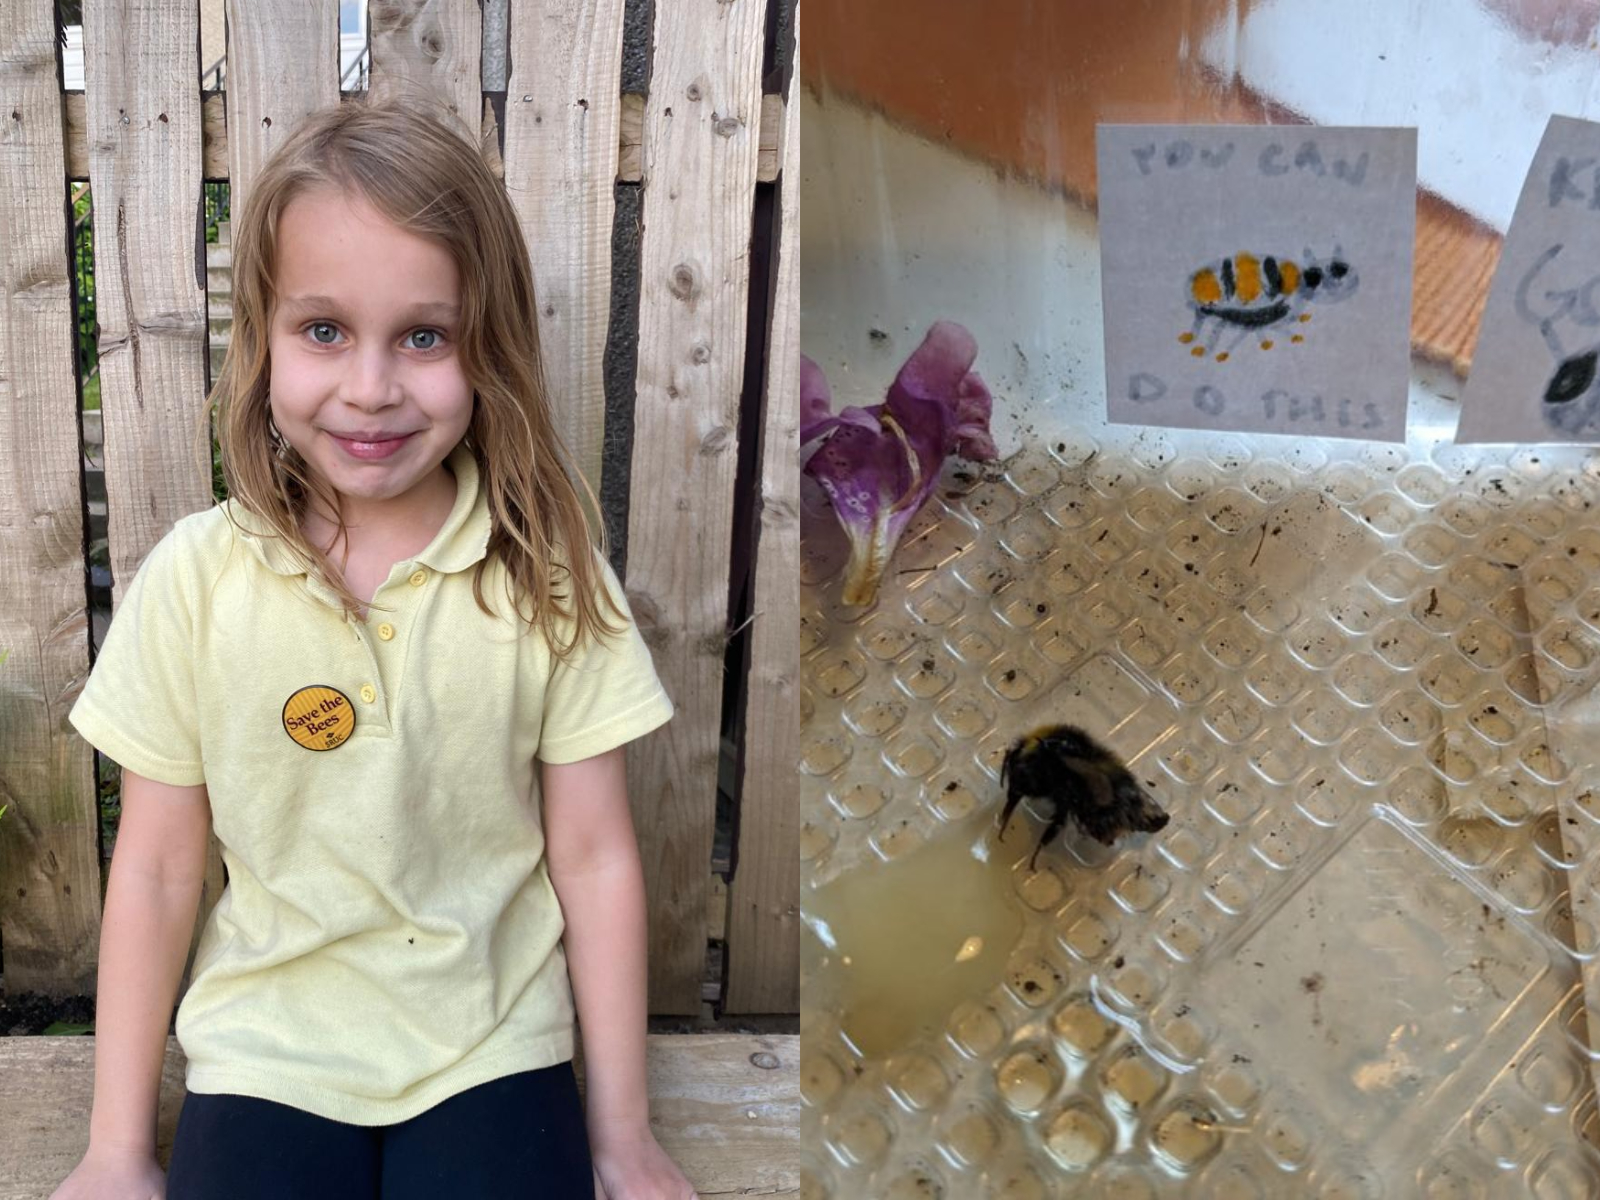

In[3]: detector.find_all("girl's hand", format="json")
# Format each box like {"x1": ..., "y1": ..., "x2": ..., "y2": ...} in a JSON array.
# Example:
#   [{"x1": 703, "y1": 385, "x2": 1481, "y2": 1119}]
[
  {"x1": 591, "y1": 1127, "x2": 697, "y2": 1200},
  {"x1": 50, "y1": 1144, "x2": 166, "y2": 1200}
]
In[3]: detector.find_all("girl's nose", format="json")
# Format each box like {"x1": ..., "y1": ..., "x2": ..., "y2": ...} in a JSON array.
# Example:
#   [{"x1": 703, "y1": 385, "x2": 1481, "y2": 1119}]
[{"x1": 339, "y1": 345, "x2": 403, "y2": 408}]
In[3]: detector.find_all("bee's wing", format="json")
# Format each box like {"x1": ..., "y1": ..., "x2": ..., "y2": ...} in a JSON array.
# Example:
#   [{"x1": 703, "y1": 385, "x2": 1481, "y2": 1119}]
[{"x1": 1112, "y1": 772, "x2": 1171, "y2": 833}]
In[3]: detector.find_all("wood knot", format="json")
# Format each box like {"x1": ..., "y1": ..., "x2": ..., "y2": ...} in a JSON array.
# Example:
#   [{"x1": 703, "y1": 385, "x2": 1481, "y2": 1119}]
[
  {"x1": 690, "y1": 342, "x2": 711, "y2": 365},
  {"x1": 686, "y1": 83, "x2": 703, "y2": 101},
  {"x1": 668, "y1": 262, "x2": 700, "y2": 302},
  {"x1": 627, "y1": 590, "x2": 668, "y2": 650},
  {"x1": 762, "y1": 495, "x2": 799, "y2": 525},
  {"x1": 699, "y1": 425, "x2": 733, "y2": 456},
  {"x1": 714, "y1": 116, "x2": 741, "y2": 138},
  {"x1": 749, "y1": 1051, "x2": 780, "y2": 1070}
]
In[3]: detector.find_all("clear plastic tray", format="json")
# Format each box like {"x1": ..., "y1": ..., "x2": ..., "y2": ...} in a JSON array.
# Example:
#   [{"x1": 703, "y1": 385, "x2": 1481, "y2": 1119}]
[{"x1": 800, "y1": 351, "x2": 1600, "y2": 1196}]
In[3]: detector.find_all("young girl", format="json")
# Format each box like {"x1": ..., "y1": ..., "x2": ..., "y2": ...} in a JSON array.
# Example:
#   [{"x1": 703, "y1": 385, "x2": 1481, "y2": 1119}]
[{"x1": 52, "y1": 97, "x2": 697, "y2": 1200}]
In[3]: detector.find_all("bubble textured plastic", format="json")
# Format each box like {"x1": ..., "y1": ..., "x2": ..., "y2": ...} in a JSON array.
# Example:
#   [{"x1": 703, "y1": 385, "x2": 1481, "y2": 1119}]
[{"x1": 801, "y1": 376, "x2": 1600, "y2": 1198}]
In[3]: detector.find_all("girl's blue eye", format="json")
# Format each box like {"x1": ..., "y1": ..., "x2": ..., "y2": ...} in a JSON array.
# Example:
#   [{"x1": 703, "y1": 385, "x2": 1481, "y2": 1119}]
[
  {"x1": 408, "y1": 329, "x2": 440, "y2": 351},
  {"x1": 309, "y1": 322, "x2": 339, "y2": 345}
]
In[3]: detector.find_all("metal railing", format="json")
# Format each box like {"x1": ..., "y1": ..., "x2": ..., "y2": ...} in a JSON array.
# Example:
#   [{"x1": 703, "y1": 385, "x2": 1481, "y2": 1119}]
[
  {"x1": 200, "y1": 42, "x2": 368, "y2": 94},
  {"x1": 340, "y1": 42, "x2": 369, "y2": 91}
]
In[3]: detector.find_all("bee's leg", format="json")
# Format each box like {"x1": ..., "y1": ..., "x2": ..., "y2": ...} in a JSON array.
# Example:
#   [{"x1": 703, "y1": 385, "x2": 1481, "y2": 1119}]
[
  {"x1": 1286, "y1": 299, "x2": 1312, "y2": 343},
  {"x1": 997, "y1": 785, "x2": 1024, "y2": 841},
  {"x1": 1221, "y1": 322, "x2": 1256, "y2": 359},
  {"x1": 1028, "y1": 812, "x2": 1067, "y2": 872}
]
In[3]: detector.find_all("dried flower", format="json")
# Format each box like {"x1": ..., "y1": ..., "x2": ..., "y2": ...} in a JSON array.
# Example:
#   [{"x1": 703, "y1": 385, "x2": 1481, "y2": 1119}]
[{"x1": 802, "y1": 321, "x2": 997, "y2": 606}]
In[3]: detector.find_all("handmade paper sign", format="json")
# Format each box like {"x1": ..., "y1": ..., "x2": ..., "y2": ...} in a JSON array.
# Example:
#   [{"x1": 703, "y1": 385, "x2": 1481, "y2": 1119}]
[
  {"x1": 1459, "y1": 115, "x2": 1600, "y2": 444},
  {"x1": 1097, "y1": 125, "x2": 1418, "y2": 441}
]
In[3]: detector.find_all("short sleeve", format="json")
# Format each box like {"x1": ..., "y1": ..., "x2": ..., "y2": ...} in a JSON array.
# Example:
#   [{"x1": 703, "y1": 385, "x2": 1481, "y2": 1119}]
[
  {"x1": 67, "y1": 529, "x2": 205, "y2": 786},
  {"x1": 536, "y1": 547, "x2": 674, "y2": 764}
]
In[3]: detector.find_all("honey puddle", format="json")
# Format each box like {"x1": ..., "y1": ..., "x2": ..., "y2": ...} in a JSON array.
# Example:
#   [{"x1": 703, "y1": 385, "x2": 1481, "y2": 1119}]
[{"x1": 803, "y1": 826, "x2": 1024, "y2": 1059}]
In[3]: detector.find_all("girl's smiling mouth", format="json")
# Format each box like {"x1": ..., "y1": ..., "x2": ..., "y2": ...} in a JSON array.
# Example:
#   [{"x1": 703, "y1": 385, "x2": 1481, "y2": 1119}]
[{"x1": 327, "y1": 431, "x2": 417, "y2": 459}]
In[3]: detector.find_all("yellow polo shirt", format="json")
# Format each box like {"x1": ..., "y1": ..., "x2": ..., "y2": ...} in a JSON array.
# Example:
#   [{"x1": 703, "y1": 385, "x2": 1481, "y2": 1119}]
[{"x1": 67, "y1": 442, "x2": 674, "y2": 1125}]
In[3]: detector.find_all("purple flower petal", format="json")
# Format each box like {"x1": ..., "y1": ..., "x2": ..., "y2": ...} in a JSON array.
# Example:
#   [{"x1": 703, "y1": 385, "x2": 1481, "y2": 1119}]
[
  {"x1": 800, "y1": 355, "x2": 836, "y2": 444},
  {"x1": 800, "y1": 321, "x2": 998, "y2": 606},
  {"x1": 886, "y1": 321, "x2": 998, "y2": 462},
  {"x1": 951, "y1": 371, "x2": 997, "y2": 461}
]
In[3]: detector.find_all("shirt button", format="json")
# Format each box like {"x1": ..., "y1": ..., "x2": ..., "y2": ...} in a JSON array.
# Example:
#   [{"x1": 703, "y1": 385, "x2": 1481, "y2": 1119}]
[
  {"x1": 409, "y1": 569, "x2": 428, "y2": 587},
  {"x1": 377, "y1": 623, "x2": 396, "y2": 641},
  {"x1": 360, "y1": 684, "x2": 377, "y2": 704}
]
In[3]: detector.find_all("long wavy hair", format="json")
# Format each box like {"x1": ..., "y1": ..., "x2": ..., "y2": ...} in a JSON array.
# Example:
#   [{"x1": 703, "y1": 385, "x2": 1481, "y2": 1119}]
[{"x1": 198, "y1": 95, "x2": 624, "y2": 657}]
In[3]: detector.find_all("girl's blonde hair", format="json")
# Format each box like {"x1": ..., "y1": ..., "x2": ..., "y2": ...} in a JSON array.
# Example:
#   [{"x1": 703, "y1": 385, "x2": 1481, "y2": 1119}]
[{"x1": 201, "y1": 95, "x2": 624, "y2": 658}]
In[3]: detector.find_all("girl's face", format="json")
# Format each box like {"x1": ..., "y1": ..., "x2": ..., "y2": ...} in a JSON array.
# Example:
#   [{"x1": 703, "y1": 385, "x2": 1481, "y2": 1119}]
[{"x1": 268, "y1": 185, "x2": 473, "y2": 525}]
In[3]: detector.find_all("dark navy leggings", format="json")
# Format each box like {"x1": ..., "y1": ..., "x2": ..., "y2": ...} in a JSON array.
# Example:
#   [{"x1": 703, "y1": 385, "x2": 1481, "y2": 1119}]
[{"x1": 165, "y1": 1062, "x2": 593, "y2": 1198}]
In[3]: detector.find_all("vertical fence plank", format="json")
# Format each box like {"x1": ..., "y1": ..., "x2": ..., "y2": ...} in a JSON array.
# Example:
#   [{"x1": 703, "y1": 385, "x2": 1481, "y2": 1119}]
[
  {"x1": 725, "y1": 20, "x2": 799, "y2": 1014},
  {"x1": 223, "y1": 0, "x2": 340, "y2": 209},
  {"x1": 85, "y1": 0, "x2": 211, "y2": 611},
  {"x1": 368, "y1": 0, "x2": 481, "y2": 130},
  {"x1": 82, "y1": 0, "x2": 214, "y2": 990},
  {"x1": 627, "y1": 0, "x2": 768, "y2": 1013},
  {"x1": 0, "y1": 0, "x2": 102, "y2": 995},
  {"x1": 502, "y1": 0, "x2": 626, "y2": 503}
]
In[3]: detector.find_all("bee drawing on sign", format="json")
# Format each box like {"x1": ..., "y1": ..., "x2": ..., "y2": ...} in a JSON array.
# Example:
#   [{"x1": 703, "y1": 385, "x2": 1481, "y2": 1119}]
[
  {"x1": 1515, "y1": 242, "x2": 1600, "y2": 436},
  {"x1": 1180, "y1": 250, "x2": 1359, "y2": 361}
]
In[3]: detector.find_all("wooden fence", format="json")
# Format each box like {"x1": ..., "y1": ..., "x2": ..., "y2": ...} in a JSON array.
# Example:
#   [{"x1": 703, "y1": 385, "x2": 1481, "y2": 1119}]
[{"x1": 0, "y1": 0, "x2": 799, "y2": 1017}]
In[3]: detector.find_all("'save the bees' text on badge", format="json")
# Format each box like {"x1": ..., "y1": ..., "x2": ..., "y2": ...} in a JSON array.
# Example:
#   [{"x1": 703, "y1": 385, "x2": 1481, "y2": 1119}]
[
  {"x1": 282, "y1": 685, "x2": 355, "y2": 751},
  {"x1": 1096, "y1": 124, "x2": 1417, "y2": 442}
]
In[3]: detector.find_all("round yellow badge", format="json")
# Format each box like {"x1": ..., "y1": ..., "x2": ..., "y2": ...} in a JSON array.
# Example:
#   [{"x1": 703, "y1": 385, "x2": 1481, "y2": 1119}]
[{"x1": 282, "y1": 685, "x2": 356, "y2": 751}]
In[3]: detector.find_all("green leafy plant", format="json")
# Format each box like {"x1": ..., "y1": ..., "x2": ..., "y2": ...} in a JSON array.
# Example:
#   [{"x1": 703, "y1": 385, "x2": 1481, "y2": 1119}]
[
  {"x1": 43, "y1": 1020, "x2": 94, "y2": 1036},
  {"x1": 71, "y1": 185, "x2": 98, "y2": 407}
]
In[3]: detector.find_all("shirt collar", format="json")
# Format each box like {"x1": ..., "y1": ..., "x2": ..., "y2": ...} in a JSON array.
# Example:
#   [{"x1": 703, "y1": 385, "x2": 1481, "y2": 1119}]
[{"x1": 228, "y1": 442, "x2": 491, "y2": 579}]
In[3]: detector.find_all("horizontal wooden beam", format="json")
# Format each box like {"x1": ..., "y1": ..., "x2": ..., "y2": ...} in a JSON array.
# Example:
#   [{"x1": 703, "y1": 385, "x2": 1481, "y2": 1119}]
[
  {"x1": 60, "y1": 90, "x2": 784, "y2": 185},
  {"x1": 0, "y1": 1033, "x2": 799, "y2": 1195}
]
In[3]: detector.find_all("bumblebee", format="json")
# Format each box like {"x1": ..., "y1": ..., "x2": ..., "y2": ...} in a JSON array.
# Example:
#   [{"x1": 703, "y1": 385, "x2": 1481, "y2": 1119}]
[
  {"x1": 1181, "y1": 251, "x2": 1356, "y2": 361},
  {"x1": 998, "y1": 725, "x2": 1170, "y2": 869}
]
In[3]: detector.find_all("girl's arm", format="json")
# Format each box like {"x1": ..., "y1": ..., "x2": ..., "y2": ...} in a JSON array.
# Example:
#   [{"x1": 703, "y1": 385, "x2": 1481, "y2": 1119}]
[
  {"x1": 52, "y1": 771, "x2": 211, "y2": 1199},
  {"x1": 541, "y1": 747, "x2": 696, "y2": 1200}
]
